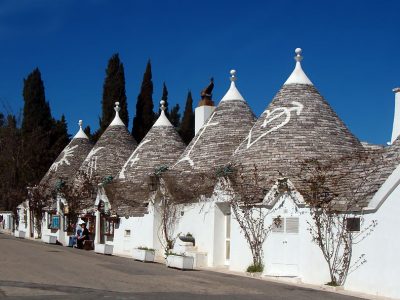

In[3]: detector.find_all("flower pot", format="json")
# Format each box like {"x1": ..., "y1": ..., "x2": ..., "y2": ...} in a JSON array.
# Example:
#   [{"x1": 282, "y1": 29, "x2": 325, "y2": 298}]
[
  {"x1": 178, "y1": 235, "x2": 195, "y2": 245},
  {"x1": 15, "y1": 230, "x2": 25, "y2": 238},
  {"x1": 246, "y1": 272, "x2": 262, "y2": 278},
  {"x1": 42, "y1": 235, "x2": 57, "y2": 244},
  {"x1": 166, "y1": 255, "x2": 194, "y2": 270},
  {"x1": 94, "y1": 243, "x2": 113, "y2": 255},
  {"x1": 132, "y1": 248, "x2": 155, "y2": 262}
]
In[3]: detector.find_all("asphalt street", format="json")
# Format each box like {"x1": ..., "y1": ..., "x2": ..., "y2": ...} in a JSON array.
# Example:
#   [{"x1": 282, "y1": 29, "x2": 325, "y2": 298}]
[{"x1": 0, "y1": 233, "x2": 364, "y2": 299}]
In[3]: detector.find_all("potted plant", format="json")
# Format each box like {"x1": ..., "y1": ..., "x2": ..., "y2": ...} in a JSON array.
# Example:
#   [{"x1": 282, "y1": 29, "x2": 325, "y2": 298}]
[
  {"x1": 178, "y1": 232, "x2": 195, "y2": 245},
  {"x1": 166, "y1": 251, "x2": 194, "y2": 270},
  {"x1": 246, "y1": 263, "x2": 264, "y2": 278},
  {"x1": 132, "y1": 246, "x2": 156, "y2": 262},
  {"x1": 94, "y1": 243, "x2": 113, "y2": 255}
]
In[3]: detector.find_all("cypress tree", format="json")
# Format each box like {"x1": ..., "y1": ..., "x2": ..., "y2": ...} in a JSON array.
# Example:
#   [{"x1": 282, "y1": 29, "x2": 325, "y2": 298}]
[
  {"x1": 50, "y1": 115, "x2": 70, "y2": 158},
  {"x1": 169, "y1": 104, "x2": 181, "y2": 129},
  {"x1": 132, "y1": 60, "x2": 155, "y2": 142},
  {"x1": 179, "y1": 91, "x2": 195, "y2": 144},
  {"x1": 21, "y1": 68, "x2": 70, "y2": 186},
  {"x1": 159, "y1": 82, "x2": 169, "y2": 116},
  {"x1": 21, "y1": 68, "x2": 52, "y2": 133},
  {"x1": 96, "y1": 53, "x2": 128, "y2": 139}
]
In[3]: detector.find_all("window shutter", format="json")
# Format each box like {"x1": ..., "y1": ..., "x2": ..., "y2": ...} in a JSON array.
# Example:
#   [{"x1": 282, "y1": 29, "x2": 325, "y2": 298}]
[{"x1": 285, "y1": 217, "x2": 299, "y2": 234}]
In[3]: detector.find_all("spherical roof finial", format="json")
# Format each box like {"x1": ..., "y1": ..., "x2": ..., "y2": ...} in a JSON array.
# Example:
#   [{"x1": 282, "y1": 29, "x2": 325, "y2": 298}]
[
  {"x1": 230, "y1": 69, "x2": 237, "y2": 82},
  {"x1": 78, "y1": 120, "x2": 83, "y2": 128},
  {"x1": 160, "y1": 99, "x2": 166, "y2": 111},
  {"x1": 114, "y1": 101, "x2": 121, "y2": 112},
  {"x1": 294, "y1": 48, "x2": 303, "y2": 62}
]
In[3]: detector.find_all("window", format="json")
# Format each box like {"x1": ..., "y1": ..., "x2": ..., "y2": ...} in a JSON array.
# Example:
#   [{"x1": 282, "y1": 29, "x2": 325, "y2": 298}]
[
  {"x1": 346, "y1": 218, "x2": 360, "y2": 232},
  {"x1": 285, "y1": 217, "x2": 299, "y2": 234},
  {"x1": 47, "y1": 213, "x2": 53, "y2": 229},
  {"x1": 271, "y1": 217, "x2": 299, "y2": 234},
  {"x1": 271, "y1": 217, "x2": 284, "y2": 233},
  {"x1": 124, "y1": 230, "x2": 131, "y2": 237},
  {"x1": 63, "y1": 215, "x2": 69, "y2": 232}
]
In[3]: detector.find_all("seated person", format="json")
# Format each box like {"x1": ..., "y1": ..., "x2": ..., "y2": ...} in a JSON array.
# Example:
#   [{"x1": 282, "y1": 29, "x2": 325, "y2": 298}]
[
  {"x1": 68, "y1": 224, "x2": 82, "y2": 247},
  {"x1": 76, "y1": 223, "x2": 89, "y2": 249}
]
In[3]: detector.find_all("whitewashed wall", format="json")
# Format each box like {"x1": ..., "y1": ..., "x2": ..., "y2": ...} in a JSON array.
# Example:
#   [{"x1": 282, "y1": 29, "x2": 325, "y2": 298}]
[
  {"x1": 112, "y1": 203, "x2": 162, "y2": 257},
  {"x1": 345, "y1": 183, "x2": 400, "y2": 299},
  {"x1": 0, "y1": 212, "x2": 13, "y2": 231}
]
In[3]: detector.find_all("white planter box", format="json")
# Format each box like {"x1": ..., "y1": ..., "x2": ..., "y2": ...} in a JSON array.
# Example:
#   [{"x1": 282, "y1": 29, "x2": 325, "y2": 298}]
[
  {"x1": 132, "y1": 248, "x2": 155, "y2": 262},
  {"x1": 42, "y1": 235, "x2": 57, "y2": 244},
  {"x1": 94, "y1": 243, "x2": 113, "y2": 255},
  {"x1": 166, "y1": 255, "x2": 194, "y2": 270},
  {"x1": 15, "y1": 230, "x2": 25, "y2": 238}
]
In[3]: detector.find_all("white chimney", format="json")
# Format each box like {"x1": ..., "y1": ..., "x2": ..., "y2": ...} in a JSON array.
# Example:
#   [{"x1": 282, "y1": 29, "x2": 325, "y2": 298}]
[
  {"x1": 195, "y1": 78, "x2": 215, "y2": 135},
  {"x1": 391, "y1": 88, "x2": 400, "y2": 144},
  {"x1": 195, "y1": 105, "x2": 215, "y2": 135}
]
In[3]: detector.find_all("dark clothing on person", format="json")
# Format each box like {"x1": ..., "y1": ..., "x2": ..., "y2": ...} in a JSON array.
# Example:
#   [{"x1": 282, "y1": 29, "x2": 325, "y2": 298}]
[{"x1": 77, "y1": 227, "x2": 90, "y2": 249}]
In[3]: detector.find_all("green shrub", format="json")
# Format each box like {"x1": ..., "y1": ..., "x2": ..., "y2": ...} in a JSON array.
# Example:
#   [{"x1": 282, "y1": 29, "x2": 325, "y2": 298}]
[
  {"x1": 137, "y1": 246, "x2": 155, "y2": 252},
  {"x1": 246, "y1": 263, "x2": 264, "y2": 273},
  {"x1": 326, "y1": 281, "x2": 339, "y2": 287}
]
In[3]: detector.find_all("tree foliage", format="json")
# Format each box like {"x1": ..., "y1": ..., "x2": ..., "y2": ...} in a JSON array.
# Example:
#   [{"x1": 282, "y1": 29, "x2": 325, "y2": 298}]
[
  {"x1": 93, "y1": 53, "x2": 128, "y2": 142},
  {"x1": 179, "y1": 91, "x2": 194, "y2": 144},
  {"x1": 132, "y1": 60, "x2": 155, "y2": 143},
  {"x1": 169, "y1": 104, "x2": 180, "y2": 129},
  {"x1": 298, "y1": 155, "x2": 380, "y2": 286},
  {"x1": 0, "y1": 68, "x2": 69, "y2": 215}
]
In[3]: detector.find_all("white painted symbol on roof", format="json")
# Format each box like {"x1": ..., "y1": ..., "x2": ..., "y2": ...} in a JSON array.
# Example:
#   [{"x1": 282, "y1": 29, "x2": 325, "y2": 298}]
[
  {"x1": 241, "y1": 101, "x2": 303, "y2": 150},
  {"x1": 85, "y1": 147, "x2": 104, "y2": 177},
  {"x1": 174, "y1": 112, "x2": 219, "y2": 168},
  {"x1": 50, "y1": 145, "x2": 79, "y2": 172},
  {"x1": 119, "y1": 139, "x2": 151, "y2": 179}
]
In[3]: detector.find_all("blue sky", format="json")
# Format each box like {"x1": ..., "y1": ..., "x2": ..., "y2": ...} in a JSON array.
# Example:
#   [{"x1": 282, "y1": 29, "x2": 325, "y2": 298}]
[{"x1": 0, "y1": 0, "x2": 399, "y2": 145}]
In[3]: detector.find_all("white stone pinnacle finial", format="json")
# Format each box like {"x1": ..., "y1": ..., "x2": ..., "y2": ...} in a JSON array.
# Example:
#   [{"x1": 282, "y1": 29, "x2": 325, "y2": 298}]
[
  {"x1": 295, "y1": 48, "x2": 303, "y2": 62},
  {"x1": 73, "y1": 119, "x2": 88, "y2": 139},
  {"x1": 114, "y1": 101, "x2": 121, "y2": 112},
  {"x1": 284, "y1": 47, "x2": 313, "y2": 85},
  {"x1": 230, "y1": 69, "x2": 237, "y2": 82},
  {"x1": 160, "y1": 99, "x2": 166, "y2": 111}
]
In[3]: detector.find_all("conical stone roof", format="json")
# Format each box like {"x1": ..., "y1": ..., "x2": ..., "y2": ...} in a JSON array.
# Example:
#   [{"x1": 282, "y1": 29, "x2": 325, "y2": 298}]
[
  {"x1": 106, "y1": 104, "x2": 186, "y2": 215},
  {"x1": 118, "y1": 110, "x2": 186, "y2": 182},
  {"x1": 173, "y1": 70, "x2": 256, "y2": 173},
  {"x1": 78, "y1": 103, "x2": 137, "y2": 183},
  {"x1": 233, "y1": 48, "x2": 363, "y2": 190},
  {"x1": 40, "y1": 120, "x2": 93, "y2": 189}
]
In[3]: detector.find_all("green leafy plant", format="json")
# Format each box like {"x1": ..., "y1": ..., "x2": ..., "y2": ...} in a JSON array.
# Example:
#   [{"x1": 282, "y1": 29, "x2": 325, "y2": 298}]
[
  {"x1": 137, "y1": 246, "x2": 155, "y2": 252},
  {"x1": 246, "y1": 263, "x2": 264, "y2": 273},
  {"x1": 166, "y1": 251, "x2": 186, "y2": 257}
]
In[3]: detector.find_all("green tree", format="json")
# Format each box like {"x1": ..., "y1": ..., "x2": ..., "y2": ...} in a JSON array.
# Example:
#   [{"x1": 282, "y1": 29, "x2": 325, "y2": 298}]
[
  {"x1": 179, "y1": 91, "x2": 195, "y2": 144},
  {"x1": 94, "y1": 53, "x2": 128, "y2": 142},
  {"x1": 169, "y1": 104, "x2": 181, "y2": 129},
  {"x1": 21, "y1": 68, "x2": 69, "y2": 187},
  {"x1": 50, "y1": 114, "x2": 70, "y2": 158},
  {"x1": 132, "y1": 60, "x2": 155, "y2": 142},
  {"x1": 21, "y1": 68, "x2": 52, "y2": 134},
  {"x1": 160, "y1": 82, "x2": 169, "y2": 116}
]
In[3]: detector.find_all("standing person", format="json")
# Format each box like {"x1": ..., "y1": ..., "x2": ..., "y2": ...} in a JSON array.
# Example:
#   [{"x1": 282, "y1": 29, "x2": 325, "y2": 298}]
[{"x1": 76, "y1": 223, "x2": 89, "y2": 249}]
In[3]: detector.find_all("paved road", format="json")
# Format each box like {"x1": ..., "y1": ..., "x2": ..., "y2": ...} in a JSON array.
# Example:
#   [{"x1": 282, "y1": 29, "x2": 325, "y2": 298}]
[{"x1": 0, "y1": 233, "x2": 363, "y2": 300}]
